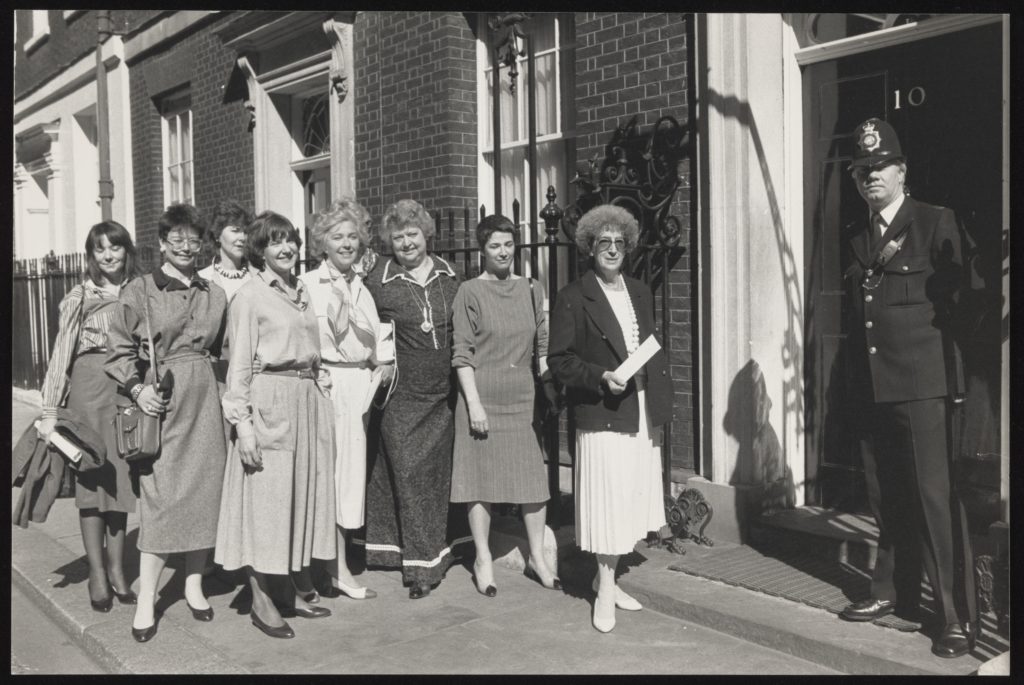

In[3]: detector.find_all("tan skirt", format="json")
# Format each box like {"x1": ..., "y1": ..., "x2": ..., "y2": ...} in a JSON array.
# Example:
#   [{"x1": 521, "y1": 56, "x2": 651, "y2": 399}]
[
  {"x1": 575, "y1": 389, "x2": 666, "y2": 555},
  {"x1": 214, "y1": 373, "x2": 337, "y2": 574}
]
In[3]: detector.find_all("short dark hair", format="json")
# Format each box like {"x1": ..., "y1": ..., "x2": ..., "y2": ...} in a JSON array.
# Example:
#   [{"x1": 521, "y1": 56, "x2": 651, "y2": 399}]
[
  {"x1": 158, "y1": 203, "x2": 206, "y2": 242},
  {"x1": 85, "y1": 221, "x2": 137, "y2": 285},
  {"x1": 475, "y1": 214, "x2": 519, "y2": 250},
  {"x1": 207, "y1": 200, "x2": 252, "y2": 243},
  {"x1": 245, "y1": 211, "x2": 303, "y2": 270}
]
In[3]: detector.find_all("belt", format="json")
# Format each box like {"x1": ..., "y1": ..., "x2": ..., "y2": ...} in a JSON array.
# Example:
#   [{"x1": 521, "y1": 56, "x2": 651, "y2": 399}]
[
  {"x1": 161, "y1": 350, "x2": 211, "y2": 365},
  {"x1": 256, "y1": 367, "x2": 317, "y2": 380},
  {"x1": 321, "y1": 360, "x2": 370, "y2": 369}
]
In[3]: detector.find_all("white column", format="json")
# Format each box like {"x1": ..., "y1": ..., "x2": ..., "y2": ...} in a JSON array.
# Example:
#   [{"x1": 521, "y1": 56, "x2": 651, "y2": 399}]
[
  {"x1": 702, "y1": 13, "x2": 806, "y2": 506},
  {"x1": 324, "y1": 18, "x2": 355, "y2": 201}
]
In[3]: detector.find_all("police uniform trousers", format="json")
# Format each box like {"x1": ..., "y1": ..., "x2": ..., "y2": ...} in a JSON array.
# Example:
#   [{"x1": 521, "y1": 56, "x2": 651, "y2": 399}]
[{"x1": 858, "y1": 396, "x2": 976, "y2": 626}]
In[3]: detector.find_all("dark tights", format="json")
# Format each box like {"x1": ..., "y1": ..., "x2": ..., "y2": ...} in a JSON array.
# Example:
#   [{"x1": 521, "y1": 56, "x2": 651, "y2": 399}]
[{"x1": 79, "y1": 509, "x2": 129, "y2": 601}]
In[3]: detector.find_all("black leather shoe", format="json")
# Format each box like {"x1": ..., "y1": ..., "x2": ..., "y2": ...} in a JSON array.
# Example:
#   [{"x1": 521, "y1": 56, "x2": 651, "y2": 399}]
[
  {"x1": 931, "y1": 623, "x2": 975, "y2": 658},
  {"x1": 131, "y1": 617, "x2": 159, "y2": 643},
  {"x1": 840, "y1": 598, "x2": 895, "y2": 622},
  {"x1": 409, "y1": 584, "x2": 432, "y2": 599},
  {"x1": 251, "y1": 610, "x2": 295, "y2": 639},
  {"x1": 524, "y1": 565, "x2": 562, "y2": 591},
  {"x1": 111, "y1": 588, "x2": 137, "y2": 605},
  {"x1": 298, "y1": 590, "x2": 320, "y2": 605},
  {"x1": 187, "y1": 602, "x2": 214, "y2": 622},
  {"x1": 282, "y1": 605, "x2": 332, "y2": 619},
  {"x1": 90, "y1": 594, "x2": 114, "y2": 613}
]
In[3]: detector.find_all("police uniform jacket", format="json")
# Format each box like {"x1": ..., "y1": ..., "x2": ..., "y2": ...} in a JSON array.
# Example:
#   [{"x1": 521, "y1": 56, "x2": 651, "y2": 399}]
[
  {"x1": 548, "y1": 270, "x2": 672, "y2": 433},
  {"x1": 844, "y1": 196, "x2": 963, "y2": 404}
]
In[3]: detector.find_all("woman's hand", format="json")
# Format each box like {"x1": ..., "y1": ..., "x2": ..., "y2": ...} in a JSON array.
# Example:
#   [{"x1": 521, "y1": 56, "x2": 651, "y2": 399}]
[
  {"x1": 377, "y1": 363, "x2": 395, "y2": 385},
  {"x1": 136, "y1": 385, "x2": 168, "y2": 417},
  {"x1": 36, "y1": 417, "x2": 57, "y2": 443},
  {"x1": 601, "y1": 371, "x2": 628, "y2": 395},
  {"x1": 235, "y1": 422, "x2": 262, "y2": 472},
  {"x1": 468, "y1": 400, "x2": 489, "y2": 435}
]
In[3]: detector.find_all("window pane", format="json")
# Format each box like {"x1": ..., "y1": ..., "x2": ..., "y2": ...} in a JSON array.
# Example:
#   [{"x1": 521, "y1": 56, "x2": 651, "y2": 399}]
[
  {"x1": 527, "y1": 13, "x2": 555, "y2": 53},
  {"x1": 167, "y1": 118, "x2": 179, "y2": 165},
  {"x1": 499, "y1": 146, "x2": 525, "y2": 217},
  {"x1": 182, "y1": 162, "x2": 193, "y2": 204},
  {"x1": 302, "y1": 93, "x2": 331, "y2": 158},
  {"x1": 169, "y1": 165, "x2": 180, "y2": 202},
  {"x1": 498, "y1": 65, "x2": 519, "y2": 143},
  {"x1": 533, "y1": 52, "x2": 557, "y2": 136},
  {"x1": 179, "y1": 112, "x2": 192, "y2": 163}
]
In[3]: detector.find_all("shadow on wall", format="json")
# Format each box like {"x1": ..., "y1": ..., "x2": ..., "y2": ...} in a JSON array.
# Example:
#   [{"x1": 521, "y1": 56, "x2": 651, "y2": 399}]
[
  {"x1": 704, "y1": 88, "x2": 805, "y2": 482},
  {"x1": 723, "y1": 359, "x2": 796, "y2": 515}
]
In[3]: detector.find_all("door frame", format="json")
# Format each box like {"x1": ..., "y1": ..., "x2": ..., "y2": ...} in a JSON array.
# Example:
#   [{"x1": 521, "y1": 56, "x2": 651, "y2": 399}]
[{"x1": 795, "y1": 13, "x2": 1010, "y2": 514}]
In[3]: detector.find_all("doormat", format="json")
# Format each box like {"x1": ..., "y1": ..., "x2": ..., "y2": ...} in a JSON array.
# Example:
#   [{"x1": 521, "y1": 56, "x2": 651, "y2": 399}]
[{"x1": 666, "y1": 539, "x2": 928, "y2": 632}]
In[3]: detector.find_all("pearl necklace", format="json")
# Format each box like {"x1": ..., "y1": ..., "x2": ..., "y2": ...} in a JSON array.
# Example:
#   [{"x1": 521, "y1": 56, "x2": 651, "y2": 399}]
[
  {"x1": 214, "y1": 260, "x2": 247, "y2": 280},
  {"x1": 599, "y1": 275, "x2": 639, "y2": 353}
]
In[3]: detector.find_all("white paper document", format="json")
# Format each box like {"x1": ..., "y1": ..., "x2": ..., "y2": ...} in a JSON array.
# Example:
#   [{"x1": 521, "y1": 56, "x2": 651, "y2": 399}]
[
  {"x1": 35, "y1": 421, "x2": 82, "y2": 463},
  {"x1": 613, "y1": 334, "x2": 661, "y2": 380}
]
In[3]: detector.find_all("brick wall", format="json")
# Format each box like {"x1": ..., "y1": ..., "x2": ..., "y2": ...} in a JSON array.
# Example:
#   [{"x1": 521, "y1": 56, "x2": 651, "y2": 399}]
[
  {"x1": 575, "y1": 12, "x2": 696, "y2": 471},
  {"x1": 15, "y1": 10, "x2": 161, "y2": 99},
  {"x1": 354, "y1": 11, "x2": 477, "y2": 233},
  {"x1": 129, "y1": 13, "x2": 253, "y2": 261}
]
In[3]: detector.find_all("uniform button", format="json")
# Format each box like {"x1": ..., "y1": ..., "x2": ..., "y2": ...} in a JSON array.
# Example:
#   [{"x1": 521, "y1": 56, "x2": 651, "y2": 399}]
[
  {"x1": 606, "y1": 423, "x2": 611, "y2": 428},
  {"x1": 869, "y1": 346, "x2": 877, "y2": 355},
  {"x1": 865, "y1": 321, "x2": 873, "y2": 329},
  {"x1": 902, "y1": 265, "x2": 909, "y2": 271},
  {"x1": 662, "y1": 370, "x2": 666, "y2": 375},
  {"x1": 864, "y1": 294, "x2": 873, "y2": 302}
]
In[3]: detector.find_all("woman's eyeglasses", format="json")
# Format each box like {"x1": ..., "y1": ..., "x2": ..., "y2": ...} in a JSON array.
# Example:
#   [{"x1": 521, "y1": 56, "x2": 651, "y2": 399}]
[
  {"x1": 165, "y1": 236, "x2": 203, "y2": 250},
  {"x1": 595, "y1": 238, "x2": 626, "y2": 253}
]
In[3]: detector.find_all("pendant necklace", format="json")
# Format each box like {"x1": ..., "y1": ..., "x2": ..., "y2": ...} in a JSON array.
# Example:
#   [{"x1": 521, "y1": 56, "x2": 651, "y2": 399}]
[{"x1": 404, "y1": 279, "x2": 434, "y2": 333}]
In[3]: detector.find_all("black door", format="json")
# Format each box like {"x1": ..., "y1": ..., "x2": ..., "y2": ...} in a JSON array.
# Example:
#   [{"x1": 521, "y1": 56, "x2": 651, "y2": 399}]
[{"x1": 803, "y1": 22, "x2": 1003, "y2": 510}]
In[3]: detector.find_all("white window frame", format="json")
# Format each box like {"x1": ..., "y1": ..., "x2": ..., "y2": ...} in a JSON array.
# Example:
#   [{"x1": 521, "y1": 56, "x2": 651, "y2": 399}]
[
  {"x1": 25, "y1": 10, "x2": 50, "y2": 53},
  {"x1": 160, "y1": 91, "x2": 194, "y2": 206},
  {"x1": 476, "y1": 13, "x2": 574, "y2": 239}
]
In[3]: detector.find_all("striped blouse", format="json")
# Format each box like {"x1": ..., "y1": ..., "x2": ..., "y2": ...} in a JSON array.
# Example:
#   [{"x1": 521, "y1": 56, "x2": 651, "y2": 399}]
[{"x1": 40, "y1": 280, "x2": 121, "y2": 419}]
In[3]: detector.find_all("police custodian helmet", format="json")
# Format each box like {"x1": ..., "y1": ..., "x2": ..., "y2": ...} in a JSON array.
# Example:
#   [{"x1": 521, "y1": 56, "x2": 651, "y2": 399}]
[{"x1": 848, "y1": 117, "x2": 905, "y2": 171}]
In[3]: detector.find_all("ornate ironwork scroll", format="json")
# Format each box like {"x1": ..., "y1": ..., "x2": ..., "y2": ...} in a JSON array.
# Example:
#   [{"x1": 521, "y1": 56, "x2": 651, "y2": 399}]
[
  {"x1": 648, "y1": 488, "x2": 714, "y2": 554},
  {"x1": 561, "y1": 114, "x2": 691, "y2": 285},
  {"x1": 488, "y1": 13, "x2": 530, "y2": 94}
]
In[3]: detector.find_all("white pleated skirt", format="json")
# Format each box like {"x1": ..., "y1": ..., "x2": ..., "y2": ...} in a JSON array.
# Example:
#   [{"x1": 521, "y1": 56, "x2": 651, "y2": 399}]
[{"x1": 575, "y1": 389, "x2": 667, "y2": 555}]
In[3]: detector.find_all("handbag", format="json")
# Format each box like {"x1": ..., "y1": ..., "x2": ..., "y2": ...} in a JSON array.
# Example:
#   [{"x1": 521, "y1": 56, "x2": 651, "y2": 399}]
[{"x1": 114, "y1": 279, "x2": 163, "y2": 463}]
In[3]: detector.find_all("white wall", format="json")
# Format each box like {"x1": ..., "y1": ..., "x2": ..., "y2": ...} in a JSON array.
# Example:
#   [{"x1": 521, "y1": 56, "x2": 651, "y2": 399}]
[{"x1": 701, "y1": 13, "x2": 806, "y2": 505}]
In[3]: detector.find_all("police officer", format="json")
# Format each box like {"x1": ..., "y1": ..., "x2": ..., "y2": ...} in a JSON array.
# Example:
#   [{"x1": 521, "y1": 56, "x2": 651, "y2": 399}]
[{"x1": 838, "y1": 118, "x2": 977, "y2": 658}]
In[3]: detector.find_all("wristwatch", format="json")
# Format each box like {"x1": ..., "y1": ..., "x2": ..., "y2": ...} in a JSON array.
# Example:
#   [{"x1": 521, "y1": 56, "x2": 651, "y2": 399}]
[{"x1": 130, "y1": 383, "x2": 146, "y2": 402}]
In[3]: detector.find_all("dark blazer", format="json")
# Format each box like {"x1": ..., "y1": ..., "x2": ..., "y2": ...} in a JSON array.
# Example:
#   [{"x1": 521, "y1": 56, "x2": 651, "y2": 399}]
[
  {"x1": 843, "y1": 195, "x2": 964, "y2": 404},
  {"x1": 548, "y1": 270, "x2": 672, "y2": 433}
]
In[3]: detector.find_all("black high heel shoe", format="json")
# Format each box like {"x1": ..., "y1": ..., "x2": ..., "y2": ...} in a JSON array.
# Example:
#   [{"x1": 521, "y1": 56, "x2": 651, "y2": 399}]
[
  {"x1": 250, "y1": 609, "x2": 295, "y2": 639},
  {"x1": 472, "y1": 560, "x2": 497, "y2": 598},
  {"x1": 131, "y1": 612, "x2": 161, "y2": 643},
  {"x1": 111, "y1": 587, "x2": 137, "y2": 605},
  {"x1": 523, "y1": 564, "x2": 562, "y2": 591},
  {"x1": 90, "y1": 594, "x2": 114, "y2": 613},
  {"x1": 186, "y1": 601, "x2": 214, "y2": 622}
]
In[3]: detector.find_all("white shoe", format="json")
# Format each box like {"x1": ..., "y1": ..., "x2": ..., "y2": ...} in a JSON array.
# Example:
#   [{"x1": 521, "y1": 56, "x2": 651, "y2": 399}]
[
  {"x1": 333, "y1": 579, "x2": 377, "y2": 600},
  {"x1": 592, "y1": 595, "x2": 616, "y2": 633},
  {"x1": 592, "y1": 578, "x2": 642, "y2": 611}
]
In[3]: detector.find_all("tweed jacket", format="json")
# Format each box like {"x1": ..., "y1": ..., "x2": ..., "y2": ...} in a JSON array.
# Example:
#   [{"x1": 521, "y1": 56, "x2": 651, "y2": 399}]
[
  {"x1": 843, "y1": 195, "x2": 964, "y2": 404},
  {"x1": 548, "y1": 270, "x2": 672, "y2": 433}
]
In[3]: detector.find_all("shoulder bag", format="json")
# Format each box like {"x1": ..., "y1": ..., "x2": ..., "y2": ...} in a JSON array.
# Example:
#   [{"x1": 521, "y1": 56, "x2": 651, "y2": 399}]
[{"x1": 114, "y1": 279, "x2": 164, "y2": 463}]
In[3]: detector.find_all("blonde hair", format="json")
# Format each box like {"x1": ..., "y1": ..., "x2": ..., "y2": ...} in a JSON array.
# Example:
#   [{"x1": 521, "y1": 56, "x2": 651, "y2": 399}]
[{"x1": 310, "y1": 199, "x2": 372, "y2": 257}]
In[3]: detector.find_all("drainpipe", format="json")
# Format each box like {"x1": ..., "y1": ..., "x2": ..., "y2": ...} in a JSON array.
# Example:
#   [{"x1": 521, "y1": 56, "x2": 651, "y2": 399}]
[{"x1": 96, "y1": 10, "x2": 114, "y2": 221}]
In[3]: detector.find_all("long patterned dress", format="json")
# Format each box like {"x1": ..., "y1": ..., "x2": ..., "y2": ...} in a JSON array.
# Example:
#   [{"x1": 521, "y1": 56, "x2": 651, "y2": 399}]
[
  {"x1": 41, "y1": 280, "x2": 135, "y2": 513},
  {"x1": 362, "y1": 256, "x2": 470, "y2": 587},
  {"x1": 449, "y1": 277, "x2": 549, "y2": 503},
  {"x1": 105, "y1": 267, "x2": 228, "y2": 553}
]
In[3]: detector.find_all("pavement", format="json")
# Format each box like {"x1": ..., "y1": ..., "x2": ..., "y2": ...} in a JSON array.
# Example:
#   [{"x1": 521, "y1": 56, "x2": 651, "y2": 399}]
[{"x1": 8, "y1": 389, "x2": 1009, "y2": 675}]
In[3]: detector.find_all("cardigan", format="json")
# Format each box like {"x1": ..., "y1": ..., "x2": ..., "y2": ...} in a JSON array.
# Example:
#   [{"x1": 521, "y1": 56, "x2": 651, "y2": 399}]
[{"x1": 547, "y1": 270, "x2": 672, "y2": 433}]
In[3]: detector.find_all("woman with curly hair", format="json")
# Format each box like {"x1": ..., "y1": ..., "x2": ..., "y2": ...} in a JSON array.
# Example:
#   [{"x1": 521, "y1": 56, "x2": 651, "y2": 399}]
[
  {"x1": 362, "y1": 198, "x2": 469, "y2": 599},
  {"x1": 299, "y1": 198, "x2": 391, "y2": 601},
  {"x1": 38, "y1": 221, "x2": 139, "y2": 614},
  {"x1": 547, "y1": 204, "x2": 672, "y2": 633}
]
